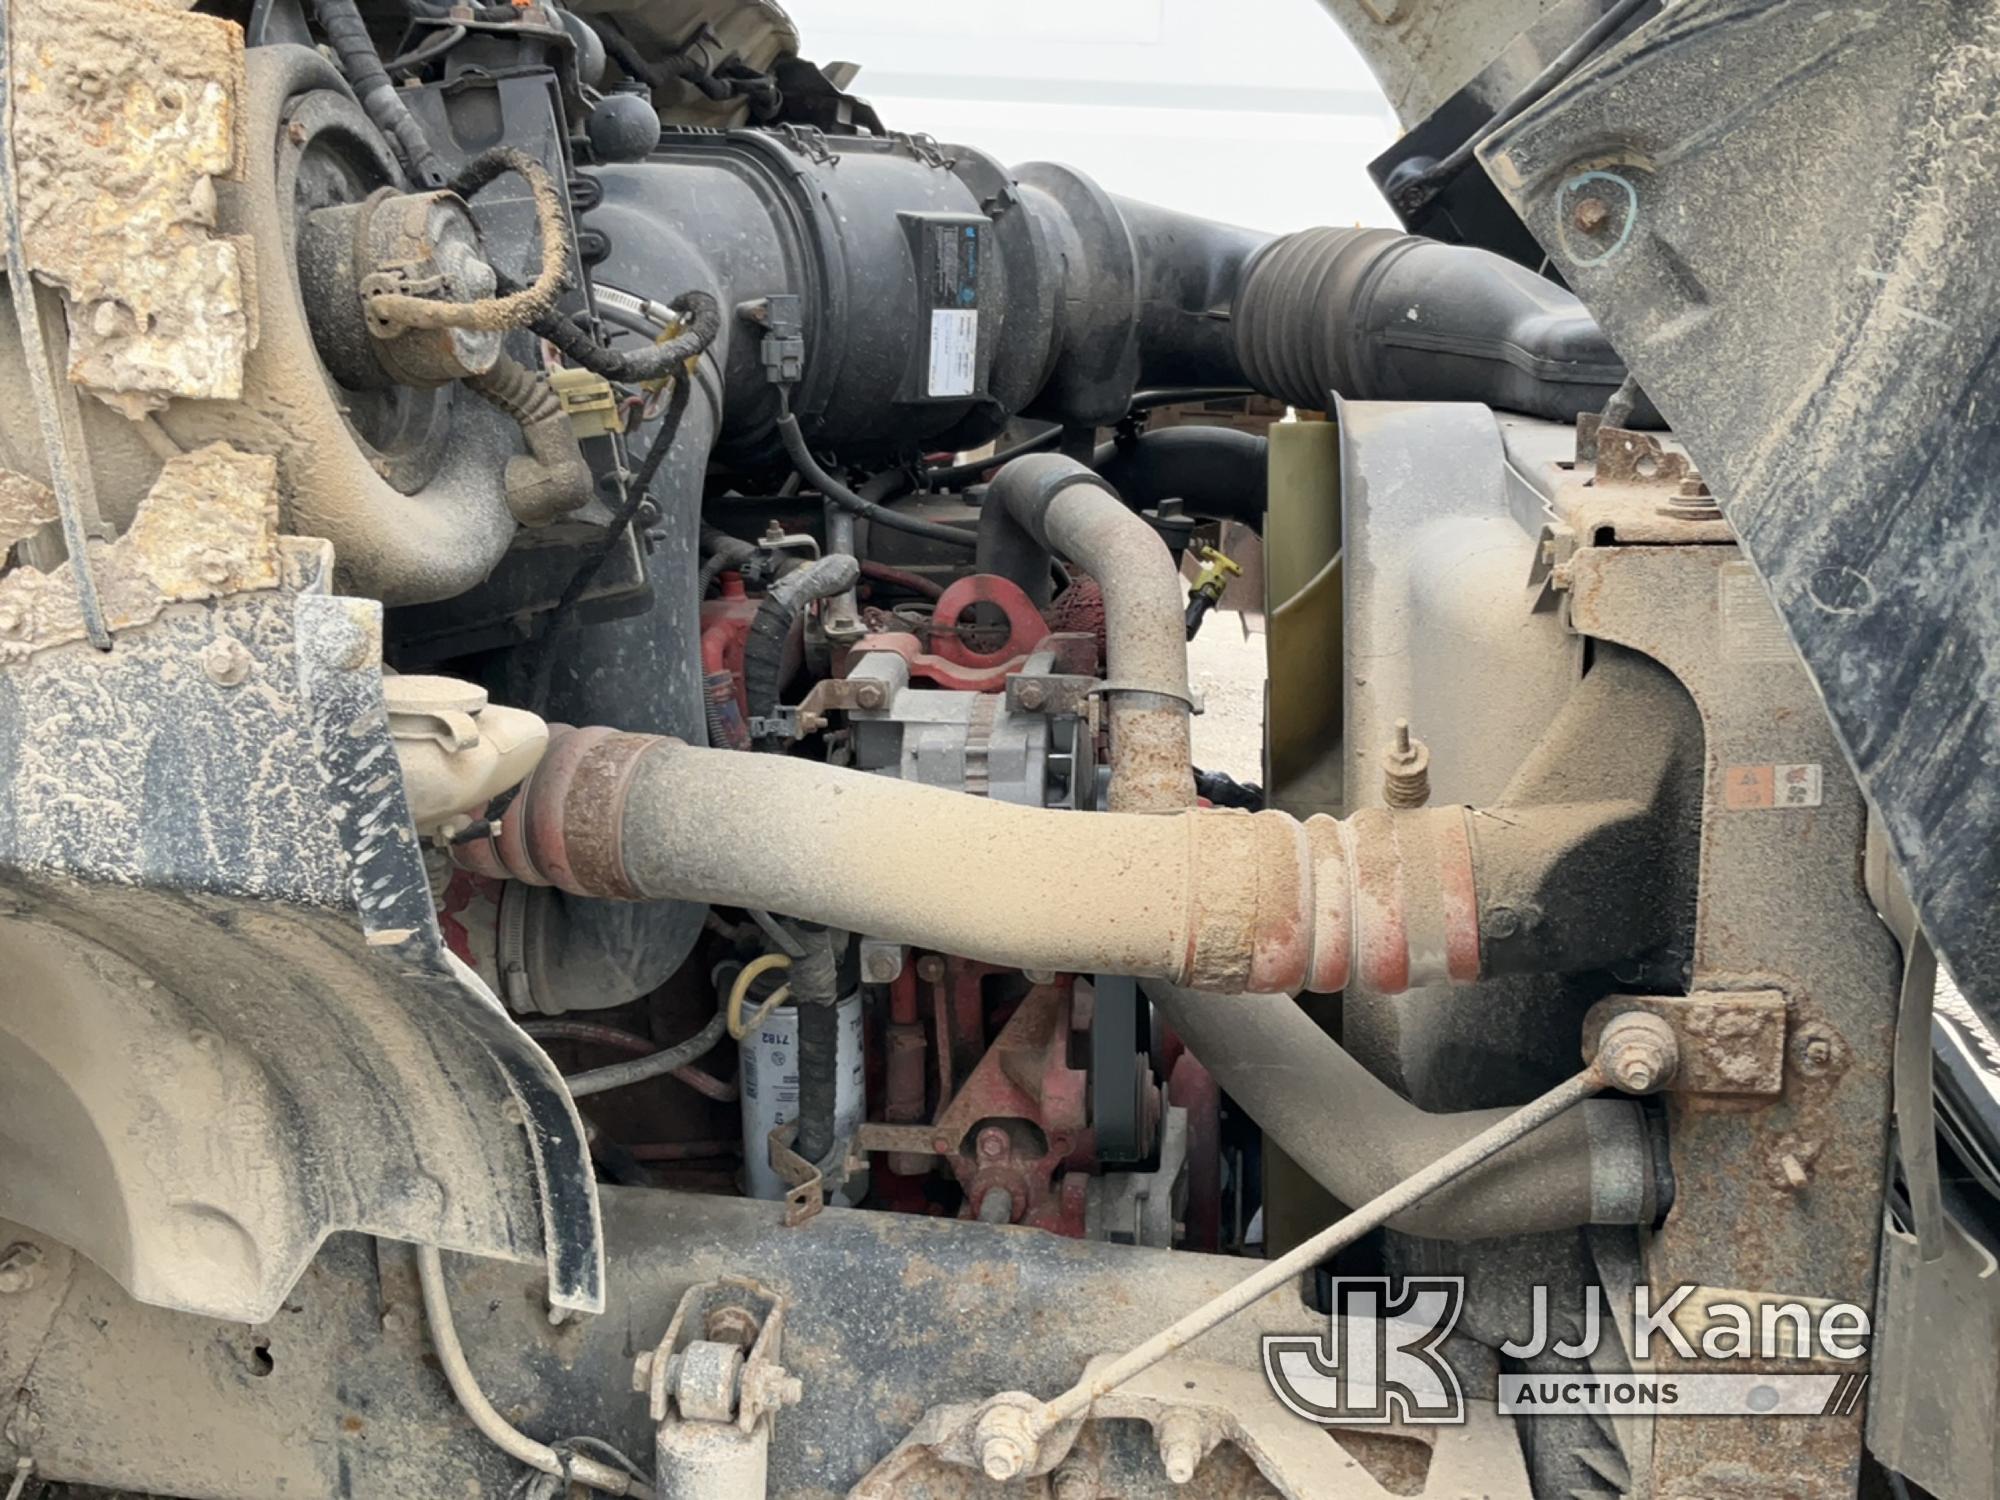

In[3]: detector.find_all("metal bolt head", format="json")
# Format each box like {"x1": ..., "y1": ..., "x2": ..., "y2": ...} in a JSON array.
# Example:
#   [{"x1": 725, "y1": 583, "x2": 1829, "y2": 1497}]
[
  {"x1": 976, "y1": 1126, "x2": 1010, "y2": 1161},
  {"x1": 196, "y1": 548, "x2": 234, "y2": 587},
  {"x1": 864, "y1": 947, "x2": 900, "y2": 983},
  {"x1": 0, "y1": 1241, "x2": 46, "y2": 1295},
  {"x1": 1016, "y1": 680, "x2": 1047, "y2": 711},
  {"x1": 1796, "y1": 1029, "x2": 1839, "y2": 1076},
  {"x1": 914, "y1": 954, "x2": 946, "y2": 984},
  {"x1": 1573, "y1": 196, "x2": 1611, "y2": 234},
  {"x1": 203, "y1": 637, "x2": 253, "y2": 687},
  {"x1": 972, "y1": 1402, "x2": 1038, "y2": 1484},
  {"x1": 1596, "y1": 1010, "x2": 1680, "y2": 1094},
  {"x1": 853, "y1": 681, "x2": 886, "y2": 711}
]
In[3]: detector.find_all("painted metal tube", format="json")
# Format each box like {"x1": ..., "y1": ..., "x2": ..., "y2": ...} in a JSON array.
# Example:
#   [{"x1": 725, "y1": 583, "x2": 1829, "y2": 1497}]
[
  {"x1": 1143, "y1": 981, "x2": 1655, "y2": 1238},
  {"x1": 456, "y1": 730, "x2": 1514, "y2": 995},
  {"x1": 984, "y1": 454, "x2": 1197, "y2": 811}
]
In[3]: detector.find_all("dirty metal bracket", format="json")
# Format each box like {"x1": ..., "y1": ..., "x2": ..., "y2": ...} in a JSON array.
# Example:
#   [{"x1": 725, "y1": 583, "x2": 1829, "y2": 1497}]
[{"x1": 1582, "y1": 990, "x2": 1789, "y2": 1096}]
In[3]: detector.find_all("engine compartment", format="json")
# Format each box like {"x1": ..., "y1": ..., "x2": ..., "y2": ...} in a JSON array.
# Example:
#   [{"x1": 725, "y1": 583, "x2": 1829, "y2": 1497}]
[{"x1": 0, "y1": 0, "x2": 1983, "y2": 1496}]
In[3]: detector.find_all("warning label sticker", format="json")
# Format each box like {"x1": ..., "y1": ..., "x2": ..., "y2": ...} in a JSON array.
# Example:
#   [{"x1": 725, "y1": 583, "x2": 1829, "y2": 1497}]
[
  {"x1": 928, "y1": 308, "x2": 978, "y2": 398},
  {"x1": 1724, "y1": 763, "x2": 1824, "y2": 810}
]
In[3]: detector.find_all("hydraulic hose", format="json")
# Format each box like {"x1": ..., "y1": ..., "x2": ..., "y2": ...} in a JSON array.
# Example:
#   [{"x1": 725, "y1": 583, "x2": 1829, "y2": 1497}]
[
  {"x1": 560, "y1": 1009, "x2": 728, "y2": 1099},
  {"x1": 1143, "y1": 982, "x2": 1655, "y2": 1237},
  {"x1": 983, "y1": 454, "x2": 1196, "y2": 810},
  {"x1": 416, "y1": 1246, "x2": 651, "y2": 1496}
]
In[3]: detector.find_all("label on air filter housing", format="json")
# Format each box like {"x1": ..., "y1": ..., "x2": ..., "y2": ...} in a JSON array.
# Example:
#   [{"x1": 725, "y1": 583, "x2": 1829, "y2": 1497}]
[{"x1": 928, "y1": 308, "x2": 979, "y2": 397}]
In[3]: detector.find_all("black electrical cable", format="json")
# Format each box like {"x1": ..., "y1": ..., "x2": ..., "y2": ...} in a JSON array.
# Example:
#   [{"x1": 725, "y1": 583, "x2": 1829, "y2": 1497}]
[
  {"x1": 383, "y1": 22, "x2": 465, "y2": 73},
  {"x1": 532, "y1": 291, "x2": 723, "y2": 386},
  {"x1": 921, "y1": 426, "x2": 1062, "y2": 488},
  {"x1": 307, "y1": 0, "x2": 448, "y2": 187},
  {"x1": 523, "y1": 375, "x2": 693, "y2": 710},
  {"x1": 774, "y1": 389, "x2": 977, "y2": 549}
]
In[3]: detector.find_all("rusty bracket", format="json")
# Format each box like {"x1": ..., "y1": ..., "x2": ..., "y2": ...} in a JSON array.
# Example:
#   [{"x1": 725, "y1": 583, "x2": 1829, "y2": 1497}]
[
  {"x1": 1583, "y1": 990, "x2": 1789, "y2": 1095},
  {"x1": 634, "y1": 1275, "x2": 798, "y2": 1435},
  {"x1": 766, "y1": 1123, "x2": 825, "y2": 1228},
  {"x1": 1004, "y1": 671, "x2": 1098, "y2": 718}
]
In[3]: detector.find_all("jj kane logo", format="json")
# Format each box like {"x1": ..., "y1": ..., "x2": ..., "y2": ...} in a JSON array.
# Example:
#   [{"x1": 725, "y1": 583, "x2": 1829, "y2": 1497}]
[{"x1": 1264, "y1": 1280, "x2": 1872, "y2": 1425}]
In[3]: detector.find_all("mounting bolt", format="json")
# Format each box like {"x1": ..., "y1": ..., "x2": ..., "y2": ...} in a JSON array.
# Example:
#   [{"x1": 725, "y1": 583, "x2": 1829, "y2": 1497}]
[
  {"x1": 1795, "y1": 1027, "x2": 1839, "y2": 1076},
  {"x1": 853, "y1": 681, "x2": 886, "y2": 711},
  {"x1": 1155, "y1": 1409, "x2": 1208, "y2": 1485},
  {"x1": 915, "y1": 954, "x2": 946, "y2": 984},
  {"x1": 973, "y1": 1402, "x2": 1038, "y2": 1484},
  {"x1": 1572, "y1": 196, "x2": 1611, "y2": 234},
  {"x1": 0, "y1": 1242, "x2": 46, "y2": 1295},
  {"x1": 976, "y1": 1126, "x2": 1010, "y2": 1162},
  {"x1": 1016, "y1": 680, "x2": 1047, "y2": 711},
  {"x1": 203, "y1": 637, "x2": 253, "y2": 687},
  {"x1": 1381, "y1": 718, "x2": 1432, "y2": 809},
  {"x1": 864, "y1": 946, "x2": 901, "y2": 983},
  {"x1": 1597, "y1": 1010, "x2": 1680, "y2": 1094}
]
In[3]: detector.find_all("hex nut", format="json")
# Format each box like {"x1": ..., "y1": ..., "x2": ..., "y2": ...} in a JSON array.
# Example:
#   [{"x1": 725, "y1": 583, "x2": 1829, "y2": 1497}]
[
  {"x1": 853, "y1": 681, "x2": 887, "y2": 710},
  {"x1": 973, "y1": 1401, "x2": 1038, "y2": 1483},
  {"x1": 1597, "y1": 1010, "x2": 1680, "y2": 1094},
  {"x1": 1016, "y1": 681, "x2": 1047, "y2": 711}
]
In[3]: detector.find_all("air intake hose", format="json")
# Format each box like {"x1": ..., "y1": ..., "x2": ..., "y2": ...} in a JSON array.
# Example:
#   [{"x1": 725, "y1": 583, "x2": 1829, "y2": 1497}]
[{"x1": 1232, "y1": 226, "x2": 1641, "y2": 421}]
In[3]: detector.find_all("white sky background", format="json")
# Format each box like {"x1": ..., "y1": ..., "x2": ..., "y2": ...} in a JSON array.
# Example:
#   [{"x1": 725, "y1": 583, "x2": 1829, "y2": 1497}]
[{"x1": 777, "y1": 0, "x2": 1400, "y2": 235}]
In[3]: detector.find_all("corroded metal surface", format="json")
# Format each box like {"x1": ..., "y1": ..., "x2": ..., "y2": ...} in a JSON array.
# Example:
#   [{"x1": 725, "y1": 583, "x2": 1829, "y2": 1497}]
[
  {"x1": 1583, "y1": 991, "x2": 1789, "y2": 1097},
  {"x1": 1567, "y1": 542, "x2": 1901, "y2": 1499},
  {"x1": 0, "y1": 468, "x2": 55, "y2": 550},
  {"x1": 9, "y1": 0, "x2": 249, "y2": 417},
  {"x1": 1484, "y1": 0, "x2": 2000, "y2": 1028},
  {"x1": 2, "y1": 1188, "x2": 1534, "y2": 1497},
  {"x1": 0, "y1": 442, "x2": 278, "y2": 659}
]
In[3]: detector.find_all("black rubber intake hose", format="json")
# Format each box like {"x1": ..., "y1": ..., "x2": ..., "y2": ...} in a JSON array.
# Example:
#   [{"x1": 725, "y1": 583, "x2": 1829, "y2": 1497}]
[
  {"x1": 1092, "y1": 427, "x2": 1269, "y2": 529},
  {"x1": 743, "y1": 553, "x2": 862, "y2": 745},
  {"x1": 1232, "y1": 226, "x2": 1639, "y2": 422},
  {"x1": 308, "y1": 0, "x2": 447, "y2": 188}
]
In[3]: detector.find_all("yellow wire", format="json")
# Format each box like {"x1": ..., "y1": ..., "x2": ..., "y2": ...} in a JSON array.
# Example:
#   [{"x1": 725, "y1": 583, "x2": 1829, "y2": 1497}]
[{"x1": 726, "y1": 953, "x2": 793, "y2": 1040}]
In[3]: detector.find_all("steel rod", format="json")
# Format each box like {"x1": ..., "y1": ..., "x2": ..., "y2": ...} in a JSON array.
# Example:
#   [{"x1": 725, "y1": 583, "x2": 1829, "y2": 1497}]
[{"x1": 1030, "y1": 1060, "x2": 1609, "y2": 1436}]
